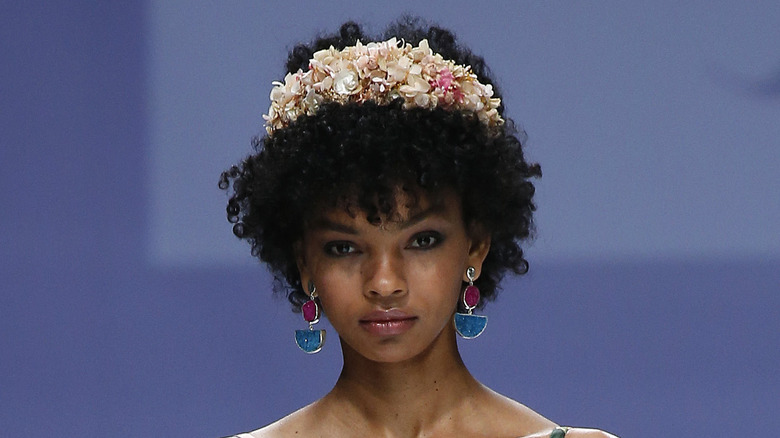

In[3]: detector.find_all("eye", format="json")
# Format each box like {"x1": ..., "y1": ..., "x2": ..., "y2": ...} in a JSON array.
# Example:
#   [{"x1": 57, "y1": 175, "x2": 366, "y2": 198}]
[
  {"x1": 325, "y1": 241, "x2": 356, "y2": 256},
  {"x1": 409, "y1": 232, "x2": 442, "y2": 249}
]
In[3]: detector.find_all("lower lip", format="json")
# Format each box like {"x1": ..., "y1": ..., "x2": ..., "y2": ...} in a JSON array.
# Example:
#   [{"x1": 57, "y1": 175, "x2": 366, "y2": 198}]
[{"x1": 359, "y1": 318, "x2": 416, "y2": 336}]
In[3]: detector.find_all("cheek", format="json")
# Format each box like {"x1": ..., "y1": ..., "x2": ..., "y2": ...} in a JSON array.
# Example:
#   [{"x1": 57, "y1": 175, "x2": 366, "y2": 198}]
[
  {"x1": 410, "y1": 261, "x2": 464, "y2": 307},
  {"x1": 311, "y1": 268, "x2": 359, "y2": 318}
]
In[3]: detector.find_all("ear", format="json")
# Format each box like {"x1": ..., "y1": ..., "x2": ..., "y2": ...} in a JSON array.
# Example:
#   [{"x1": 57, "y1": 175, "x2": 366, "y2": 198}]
[
  {"x1": 293, "y1": 240, "x2": 311, "y2": 290},
  {"x1": 465, "y1": 224, "x2": 491, "y2": 281}
]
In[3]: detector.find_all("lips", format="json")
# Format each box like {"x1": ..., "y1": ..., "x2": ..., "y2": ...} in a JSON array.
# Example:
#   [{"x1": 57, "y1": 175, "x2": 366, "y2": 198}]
[{"x1": 359, "y1": 309, "x2": 417, "y2": 336}]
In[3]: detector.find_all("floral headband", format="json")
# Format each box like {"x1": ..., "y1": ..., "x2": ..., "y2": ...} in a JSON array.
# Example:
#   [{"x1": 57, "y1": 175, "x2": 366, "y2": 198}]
[{"x1": 263, "y1": 37, "x2": 503, "y2": 135}]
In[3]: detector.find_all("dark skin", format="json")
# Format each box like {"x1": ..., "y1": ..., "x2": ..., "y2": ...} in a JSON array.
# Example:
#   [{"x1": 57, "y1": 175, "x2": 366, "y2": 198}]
[{"x1": 249, "y1": 190, "x2": 617, "y2": 438}]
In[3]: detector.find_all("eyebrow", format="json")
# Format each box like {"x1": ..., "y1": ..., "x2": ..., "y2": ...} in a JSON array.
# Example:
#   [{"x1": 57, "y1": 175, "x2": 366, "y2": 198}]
[
  {"x1": 308, "y1": 218, "x2": 360, "y2": 235},
  {"x1": 309, "y1": 203, "x2": 447, "y2": 234}
]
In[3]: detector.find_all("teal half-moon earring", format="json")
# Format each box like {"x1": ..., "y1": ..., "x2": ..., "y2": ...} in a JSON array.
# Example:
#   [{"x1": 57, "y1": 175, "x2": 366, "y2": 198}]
[
  {"x1": 294, "y1": 281, "x2": 326, "y2": 353},
  {"x1": 454, "y1": 266, "x2": 487, "y2": 339}
]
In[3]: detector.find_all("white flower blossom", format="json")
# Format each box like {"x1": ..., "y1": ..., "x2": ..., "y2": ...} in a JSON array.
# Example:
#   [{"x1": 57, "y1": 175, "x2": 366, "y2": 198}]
[
  {"x1": 333, "y1": 69, "x2": 361, "y2": 95},
  {"x1": 263, "y1": 38, "x2": 504, "y2": 134}
]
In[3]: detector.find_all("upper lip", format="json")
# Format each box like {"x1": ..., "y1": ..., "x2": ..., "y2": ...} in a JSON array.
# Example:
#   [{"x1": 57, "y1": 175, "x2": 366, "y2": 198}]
[{"x1": 359, "y1": 309, "x2": 416, "y2": 322}]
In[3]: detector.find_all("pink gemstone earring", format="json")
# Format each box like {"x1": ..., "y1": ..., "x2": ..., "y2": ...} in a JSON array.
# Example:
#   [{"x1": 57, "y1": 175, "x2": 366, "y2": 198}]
[
  {"x1": 454, "y1": 266, "x2": 488, "y2": 339},
  {"x1": 294, "y1": 281, "x2": 326, "y2": 353}
]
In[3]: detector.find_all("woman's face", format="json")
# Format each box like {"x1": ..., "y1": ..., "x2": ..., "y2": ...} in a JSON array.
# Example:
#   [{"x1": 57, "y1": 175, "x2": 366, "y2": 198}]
[{"x1": 296, "y1": 190, "x2": 490, "y2": 363}]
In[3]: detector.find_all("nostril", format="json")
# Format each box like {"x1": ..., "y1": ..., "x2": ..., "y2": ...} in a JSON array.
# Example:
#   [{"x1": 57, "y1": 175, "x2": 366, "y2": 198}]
[{"x1": 368, "y1": 287, "x2": 405, "y2": 297}]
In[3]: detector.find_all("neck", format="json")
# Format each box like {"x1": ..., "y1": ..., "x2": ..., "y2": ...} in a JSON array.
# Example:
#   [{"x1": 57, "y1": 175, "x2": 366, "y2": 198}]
[{"x1": 326, "y1": 329, "x2": 481, "y2": 436}]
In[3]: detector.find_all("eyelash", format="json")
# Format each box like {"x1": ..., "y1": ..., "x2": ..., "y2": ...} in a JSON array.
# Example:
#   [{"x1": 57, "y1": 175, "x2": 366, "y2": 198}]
[
  {"x1": 408, "y1": 231, "x2": 443, "y2": 249},
  {"x1": 325, "y1": 242, "x2": 356, "y2": 256},
  {"x1": 323, "y1": 231, "x2": 443, "y2": 256}
]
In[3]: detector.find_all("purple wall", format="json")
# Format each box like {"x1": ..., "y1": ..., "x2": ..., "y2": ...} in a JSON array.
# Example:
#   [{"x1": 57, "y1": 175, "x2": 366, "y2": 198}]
[{"x1": 2, "y1": 2, "x2": 778, "y2": 437}]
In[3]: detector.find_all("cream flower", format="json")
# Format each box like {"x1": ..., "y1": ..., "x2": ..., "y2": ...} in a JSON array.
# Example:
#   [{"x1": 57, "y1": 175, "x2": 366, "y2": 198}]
[
  {"x1": 399, "y1": 74, "x2": 431, "y2": 98},
  {"x1": 263, "y1": 38, "x2": 504, "y2": 134},
  {"x1": 333, "y1": 69, "x2": 361, "y2": 95}
]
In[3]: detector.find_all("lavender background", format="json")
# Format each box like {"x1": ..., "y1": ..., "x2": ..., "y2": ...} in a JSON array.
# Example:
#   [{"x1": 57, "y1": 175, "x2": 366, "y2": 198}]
[{"x1": 2, "y1": 1, "x2": 778, "y2": 437}]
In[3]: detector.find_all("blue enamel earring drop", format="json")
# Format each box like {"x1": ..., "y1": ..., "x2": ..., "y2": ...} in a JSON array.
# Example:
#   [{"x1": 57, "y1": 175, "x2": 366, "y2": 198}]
[
  {"x1": 454, "y1": 266, "x2": 487, "y2": 339},
  {"x1": 294, "y1": 281, "x2": 326, "y2": 353}
]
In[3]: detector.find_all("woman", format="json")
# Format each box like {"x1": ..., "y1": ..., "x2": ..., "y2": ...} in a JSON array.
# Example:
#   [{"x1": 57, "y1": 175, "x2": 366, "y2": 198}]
[{"x1": 221, "y1": 18, "x2": 618, "y2": 438}]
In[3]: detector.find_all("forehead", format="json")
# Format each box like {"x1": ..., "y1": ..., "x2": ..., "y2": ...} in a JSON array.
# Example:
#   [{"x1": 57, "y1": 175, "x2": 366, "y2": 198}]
[{"x1": 307, "y1": 188, "x2": 462, "y2": 230}]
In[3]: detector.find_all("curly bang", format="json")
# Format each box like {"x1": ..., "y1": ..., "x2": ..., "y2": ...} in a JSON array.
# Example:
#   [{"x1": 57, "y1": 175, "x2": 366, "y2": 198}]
[{"x1": 220, "y1": 18, "x2": 541, "y2": 310}]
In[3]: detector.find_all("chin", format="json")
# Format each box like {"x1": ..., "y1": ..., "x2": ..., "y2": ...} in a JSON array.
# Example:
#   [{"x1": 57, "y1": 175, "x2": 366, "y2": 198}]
[
  {"x1": 361, "y1": 336, "x2": 443, "y2": 364},
  {"x1": 342, "y1": 336, "x2": 423, "y2": 364}
]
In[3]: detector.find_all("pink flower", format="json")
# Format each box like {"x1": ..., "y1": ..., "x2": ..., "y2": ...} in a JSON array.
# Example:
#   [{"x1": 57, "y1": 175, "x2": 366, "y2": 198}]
[
  {"x1": 436, "y1": 68, "x2": 454, "y2": 90},
  {"x1": 452, "y1": 87, "x2": 464, "y2": 103}
]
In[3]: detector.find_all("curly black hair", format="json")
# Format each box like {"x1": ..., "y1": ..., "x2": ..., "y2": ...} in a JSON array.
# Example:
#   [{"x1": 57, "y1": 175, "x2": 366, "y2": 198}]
[{"x1": 220, "y1": 17, "x2": 541, "y2": 310}]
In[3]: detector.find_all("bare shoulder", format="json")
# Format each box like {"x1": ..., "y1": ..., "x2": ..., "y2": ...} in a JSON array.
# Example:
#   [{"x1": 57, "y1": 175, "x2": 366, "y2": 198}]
[
  {"x1": 522, "y1": 427, "x2": 618, "y2": 438},
  {"x1": 561, "y1": 427, "x2": 620, "y2": 438},
  {"x1": 477, "y1": 389, "x2": 618, "y2": 438},
  {"x1": 234, "y1": 402, "x2": 320, "y2": 438},
  {"x1": 473, "y1": 387, "x2": 556, "y2": 436}
]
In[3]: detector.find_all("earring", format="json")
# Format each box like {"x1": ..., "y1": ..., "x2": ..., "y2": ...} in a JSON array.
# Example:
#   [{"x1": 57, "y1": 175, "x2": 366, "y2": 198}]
[
  {"x1": 454, "y1": 266, "x2": 488, "y2": 339},
  {"x1": 294, "y1": 281, "x2": 326, "y2": 353}
]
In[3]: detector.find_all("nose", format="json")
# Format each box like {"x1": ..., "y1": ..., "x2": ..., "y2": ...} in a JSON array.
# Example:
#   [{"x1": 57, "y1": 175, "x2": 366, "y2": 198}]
[{"x1": 363, "y1": 250, "x2": 407, "y2": 299}]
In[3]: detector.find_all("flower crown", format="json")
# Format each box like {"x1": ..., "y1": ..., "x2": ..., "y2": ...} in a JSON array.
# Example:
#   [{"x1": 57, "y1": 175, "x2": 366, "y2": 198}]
[{"x1": 263, "y1": 38, "x2": 503, "y2": 135}]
